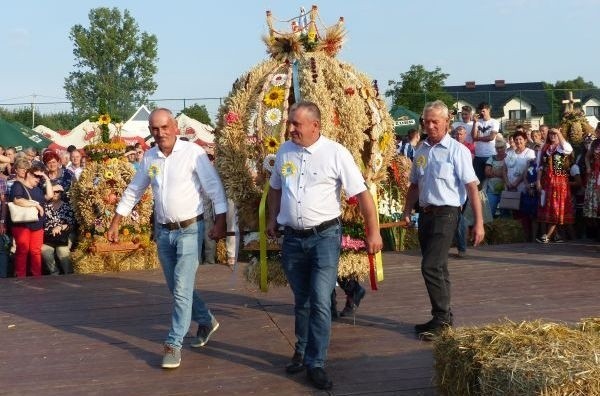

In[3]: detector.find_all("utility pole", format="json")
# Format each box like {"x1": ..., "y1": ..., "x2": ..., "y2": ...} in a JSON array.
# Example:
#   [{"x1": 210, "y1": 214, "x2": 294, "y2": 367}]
[{"x1": 31, "y1": 93, "x2": 36, "y2": 128}]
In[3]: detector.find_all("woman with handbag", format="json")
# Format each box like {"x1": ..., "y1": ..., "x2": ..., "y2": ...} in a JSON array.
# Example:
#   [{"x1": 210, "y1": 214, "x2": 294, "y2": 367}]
[
  {"x1": 9, "y1": 160, "x2": 53, "y2": 277},
  {"x1": 41, "y1": 183, "x2": 76, "y2": 275}
]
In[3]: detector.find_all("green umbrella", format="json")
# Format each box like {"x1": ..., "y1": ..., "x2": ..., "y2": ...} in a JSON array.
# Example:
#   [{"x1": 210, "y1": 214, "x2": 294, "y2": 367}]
[
  {"x1": 0, "y1": 118, "x2": 51, "y2": 150},
  {"x1": 390, "y1": 106, "x2": 421, "y2": 136},
  {"x1": 12, "y1": 122, "x2": 54, "y2": 149}
]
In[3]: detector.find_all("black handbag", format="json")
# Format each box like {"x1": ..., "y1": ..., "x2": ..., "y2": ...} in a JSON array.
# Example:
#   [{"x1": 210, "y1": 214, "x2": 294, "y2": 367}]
[{"x1": 44, "y1": 230, "x2": 70, "y2": 247}]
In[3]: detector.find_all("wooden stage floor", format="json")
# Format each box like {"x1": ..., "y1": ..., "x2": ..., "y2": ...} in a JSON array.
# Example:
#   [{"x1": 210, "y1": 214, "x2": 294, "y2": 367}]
[{"x1": 1, "y1": 240, "x2": 599, "y2": 395}]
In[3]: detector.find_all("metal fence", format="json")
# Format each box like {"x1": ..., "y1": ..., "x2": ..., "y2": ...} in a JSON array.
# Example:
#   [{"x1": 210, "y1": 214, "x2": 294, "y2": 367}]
[
  {"x1": 3, "y1": 88, "x2": 600, "y2": 130},
  {"x1": 0, "y1": 96, "x2": 226, "y2": 129},
  {"x1": 390, "y1": 88, "x2": 600, "y2": 128}
]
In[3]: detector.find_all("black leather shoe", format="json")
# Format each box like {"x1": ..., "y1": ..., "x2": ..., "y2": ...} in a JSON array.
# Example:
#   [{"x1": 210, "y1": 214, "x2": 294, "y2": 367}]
[
  {"x1": 339, "y1": 302, "x2": 356, "y2": 317},
  {"x1": 353, "y1": 284, "x2": 366, "y2": 307},
  {"x1": 414, "y1": 318, "x2": 452, "y2": 339},
  {"x1": 285, "y1": 351, "x2": 305, "y2": 374},
  {"x1": 306, "y1": 367, "x2": 333, "y2": 390}
]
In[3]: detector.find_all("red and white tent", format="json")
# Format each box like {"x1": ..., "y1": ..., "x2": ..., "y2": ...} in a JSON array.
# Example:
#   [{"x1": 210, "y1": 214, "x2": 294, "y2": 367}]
[{"x1": 176, "y1": 114, "x2": 214, "y2": 147}]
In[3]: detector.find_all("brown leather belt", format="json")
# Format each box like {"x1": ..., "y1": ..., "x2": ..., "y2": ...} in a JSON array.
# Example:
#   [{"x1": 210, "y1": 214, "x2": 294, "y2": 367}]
[
  {"x1": 284, "y1": 218, "x2": 340, "y2": 238},
  {"x1": 161, "y1": 214, "x2": 203, "y2": 230},
  {"x1": 421, "y1": 205, "x2": 459, "y2": 214}
]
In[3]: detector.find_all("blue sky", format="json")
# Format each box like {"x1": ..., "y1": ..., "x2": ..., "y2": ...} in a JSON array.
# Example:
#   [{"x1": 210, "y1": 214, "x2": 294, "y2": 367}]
[{"x1": 1, "y1": 0, "x2": 599, "y2": 121}]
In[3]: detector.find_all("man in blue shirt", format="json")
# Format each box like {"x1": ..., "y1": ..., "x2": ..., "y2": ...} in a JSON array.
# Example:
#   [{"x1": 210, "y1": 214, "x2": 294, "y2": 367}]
[{"x1": 402, "y1": 100, "x2": 484, "y2": 339}]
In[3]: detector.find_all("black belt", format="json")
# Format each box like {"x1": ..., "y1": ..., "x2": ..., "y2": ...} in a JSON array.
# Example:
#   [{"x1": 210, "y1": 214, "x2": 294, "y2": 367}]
[
  {"x1": 421, "y1": 205, "x2": 459, "y2": 215},
  {"x1": 284, "y1": 218, "x2": 340, "y2": 237},
  {"x1": 161, "y1": 214, "x2": 203, "y2": 230}
]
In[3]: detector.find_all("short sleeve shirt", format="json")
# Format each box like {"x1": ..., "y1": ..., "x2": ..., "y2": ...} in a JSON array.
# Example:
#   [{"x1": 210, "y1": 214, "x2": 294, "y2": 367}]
[
  {"x1": 270, "y1": 135, "x2": 366, "y2": 229},
  {"x1": 474, "y1": 118, "x2": 500, "y2": 157},
  {"x1": 9, "y1": 181, "x2": 45, "y2": 230},
  {"x1": 410, "y1": 133, "x2": 478, "y2": 207}
]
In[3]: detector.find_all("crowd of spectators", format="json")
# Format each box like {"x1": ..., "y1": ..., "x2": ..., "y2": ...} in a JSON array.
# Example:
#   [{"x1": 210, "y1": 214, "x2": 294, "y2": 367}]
[
  {"x1": 0, "y1": 140, "x2": 240, "y2": 278},
  {"x1": 396, "y1": 103, "x2": 600, "y2": 247}
]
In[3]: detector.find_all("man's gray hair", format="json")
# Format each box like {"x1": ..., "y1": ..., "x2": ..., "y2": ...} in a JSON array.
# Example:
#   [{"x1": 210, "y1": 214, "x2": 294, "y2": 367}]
[
  {"x1": 290, "y1": 101, "x2": 321, "y2": 123},
  {"x1": 422, "y1": 100, "x2": 449, "y2": 118}
]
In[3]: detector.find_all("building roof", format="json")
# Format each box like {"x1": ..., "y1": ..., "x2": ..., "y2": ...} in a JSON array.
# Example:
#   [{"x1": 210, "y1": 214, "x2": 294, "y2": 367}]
[
  {"x1": 443, "y1": 81, "x2": 551, "y2": 118},
  {"x1": 576, "y1": 88, "x2": 600, "y2": 104}
]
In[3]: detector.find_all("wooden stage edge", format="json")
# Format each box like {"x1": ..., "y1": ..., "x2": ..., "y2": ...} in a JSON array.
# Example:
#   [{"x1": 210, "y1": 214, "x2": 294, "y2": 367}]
[{"x1": 1, "y1": 240, "x2": 599, "y2": 395}]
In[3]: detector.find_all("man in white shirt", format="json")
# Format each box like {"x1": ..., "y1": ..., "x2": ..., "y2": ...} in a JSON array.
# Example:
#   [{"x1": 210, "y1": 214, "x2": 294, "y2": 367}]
[
  {"x1": 451, "y1": 105, "x2": 474, "y2": 144},
  {"x1": 107, "y1": 108, "x2": 227, "y2": 369},
  {"x1": 267, "y1": 101, "x2": 382, "y2": 391},
  {"x1": 403, "y1": 100, "x2": 484, "y2": 340},
  {"x1": 472, "y1": 102, "x2": 500, "y2": 185}
]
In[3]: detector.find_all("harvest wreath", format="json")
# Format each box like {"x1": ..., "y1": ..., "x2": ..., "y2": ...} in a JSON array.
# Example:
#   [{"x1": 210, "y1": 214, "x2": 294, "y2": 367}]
[
  {"x1": 214, "y1": 6, "x2": 395, "y2": 290},
  {"x1": 69, "y1": 112, "x2": 158, "y2": 273}
]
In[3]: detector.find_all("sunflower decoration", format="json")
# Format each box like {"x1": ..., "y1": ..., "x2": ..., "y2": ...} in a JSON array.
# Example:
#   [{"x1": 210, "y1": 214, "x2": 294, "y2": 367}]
[
  {"x1": 263, "y1": 136, "x2": 280, "y2": 154},
  {"x1": 148, "y1": 165, "x2": 159, "y2": 178},
  {"x1": 215, "y1": 6, "x2": 395, "y2": 288},
  {"x1": 98, "y1": 113, "x2": 111, "y2": 125},
  {"x1": 263, "y1": 87, "x2": 286, "y2": 108},
  {"x1": 281, "y1": 161, "x2": 297, "y2": 177}
]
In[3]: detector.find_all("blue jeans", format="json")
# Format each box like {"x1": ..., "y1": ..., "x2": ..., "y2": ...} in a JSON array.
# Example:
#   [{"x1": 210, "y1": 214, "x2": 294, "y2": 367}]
[
  {"x1": 280, "y1": 222, "x2": 341, "y2": 369},
  {"x1": 155, "y1": 220, "x2": 213, "y2": 349}
]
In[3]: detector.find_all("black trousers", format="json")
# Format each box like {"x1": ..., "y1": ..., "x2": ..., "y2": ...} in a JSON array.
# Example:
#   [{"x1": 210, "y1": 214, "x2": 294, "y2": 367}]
[{"x1": 417, "y1": 206, "x2": 459, "y2": 322}]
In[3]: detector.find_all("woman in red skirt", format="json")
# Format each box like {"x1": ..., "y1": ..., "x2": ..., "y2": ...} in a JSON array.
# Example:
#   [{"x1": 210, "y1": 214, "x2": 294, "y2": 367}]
[{"x1": 536, "y1": 128, "x2": 574, "y2": 243}]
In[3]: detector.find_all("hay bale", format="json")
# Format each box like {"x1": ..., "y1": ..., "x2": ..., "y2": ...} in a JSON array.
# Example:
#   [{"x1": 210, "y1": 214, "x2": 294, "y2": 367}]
[
  {"x1": 72, "y1": 244, "x2": 159, "y2": 273},
  {"x1": 484, "y1": 218, "x2": 526, "y2": 245},
  {"x1": 243, "y1": 256, "x2": 288, "y2": 288},
  {"x1": 433, "y1": 319, "x2": 600, "y2": 395},
  {"x1": 382, "y1": 226, "x2": 419, "y2": 251}
]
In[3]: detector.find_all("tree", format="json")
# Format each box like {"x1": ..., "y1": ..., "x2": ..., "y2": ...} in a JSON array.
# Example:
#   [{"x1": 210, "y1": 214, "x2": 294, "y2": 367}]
[
  {"x1": 178, "y1": 104, "x2": 213, "y2": 127},
  {"x1": 543, "y1": 77, "x2": 598, "y2": 125},
  {"x1": 385, "y1": 65, "x2": 454, "y2": 113},
  {"x1": 0, "y1": 107, "x2": 82, "y2": 131},
  {"x1": 64, "y1": 7, "x2": 158, "y2": 121}
]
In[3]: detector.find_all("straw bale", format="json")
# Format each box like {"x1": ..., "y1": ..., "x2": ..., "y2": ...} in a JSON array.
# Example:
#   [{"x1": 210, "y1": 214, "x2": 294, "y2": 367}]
[
  {"x1": 243, "y1": 256, "x2": 288, "y2": 288},
  {"x1": 484, "y1": 218, "x2": 526, "y2": 245},
  {"x1": 72, "y1": 244, "x2": 159, "y2": 273},
  {"x1": 433, "y1": 319, "x2": 600, "y2": 395}
]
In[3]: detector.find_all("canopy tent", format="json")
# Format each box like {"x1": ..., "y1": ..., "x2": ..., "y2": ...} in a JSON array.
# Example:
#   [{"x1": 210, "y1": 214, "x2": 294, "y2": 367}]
[
  {"x1": 119, "y1": 105, "x2": 152, "y2": 149},
  {"x1": 38, "y1": 119, "x2": 118, "y2": 149},
  {"x1": 0, "y1": 118, "x2": 52, "y2": 151},
  {"x1": 33, "y1": 124, "x2": 58, "y2": 140},
  {"x1": 175, "y1": 114, "x2": 214, "y2": 146},
  {"x1": 13, "y1": 122, "x2": 56, "y2": 148},
  {"x1": 390, "y1": 106, "x2": 421, "y2": 136}
]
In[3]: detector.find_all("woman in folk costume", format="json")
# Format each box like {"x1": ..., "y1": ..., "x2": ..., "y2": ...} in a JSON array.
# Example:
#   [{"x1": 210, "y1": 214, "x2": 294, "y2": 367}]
[
  {"x1": 535, "y1": 128, "x2": 574, "y2": 243},
  {"x1": 583, "y1": 124, "x2": 600, "y2": 238}
]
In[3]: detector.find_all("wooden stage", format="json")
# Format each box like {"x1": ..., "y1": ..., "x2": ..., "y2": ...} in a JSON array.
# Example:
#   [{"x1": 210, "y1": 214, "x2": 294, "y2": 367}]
[{"x1": 1, "y1": 240, "x2": 599, "y2": 395}]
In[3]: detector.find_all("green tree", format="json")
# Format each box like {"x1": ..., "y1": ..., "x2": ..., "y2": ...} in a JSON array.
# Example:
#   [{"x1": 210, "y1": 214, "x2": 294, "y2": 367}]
[
  {"x1": 179, "y1": 104, "x2": 213, "y2": 127},
  {"x1": 64, "y1": 7, "x2": 158, "y2": 121},
  {"x1": 386, "y1": 65, "x2": 454, "y2": 113},
  {"x1": 543, "y1": 77, "x2": 598, "y2": 125},
  {"x1": 38, "y1": 112, "x2": 82, "y2": 131}
]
